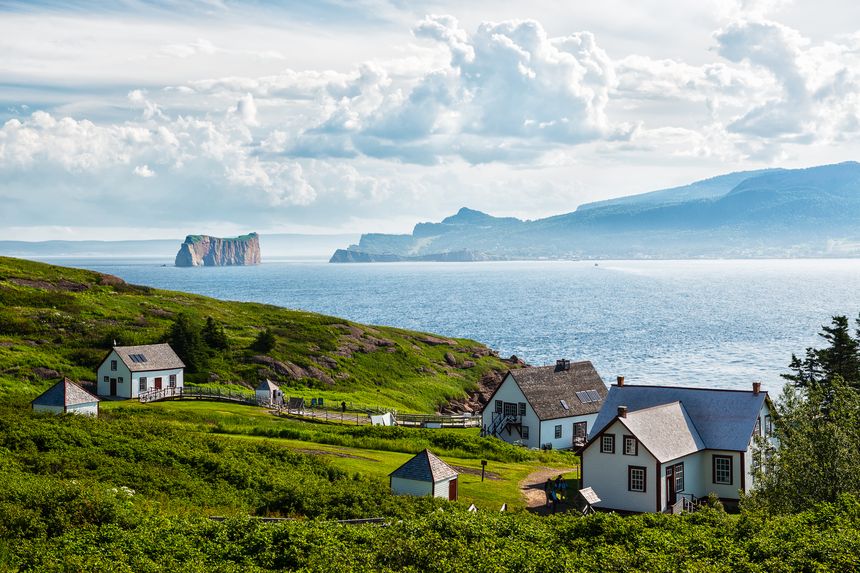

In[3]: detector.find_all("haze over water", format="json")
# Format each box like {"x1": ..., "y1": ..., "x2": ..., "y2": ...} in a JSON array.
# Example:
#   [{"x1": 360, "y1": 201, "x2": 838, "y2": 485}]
[{"x1": 49, "y1": 258, "x2": 860, "y2": 392}]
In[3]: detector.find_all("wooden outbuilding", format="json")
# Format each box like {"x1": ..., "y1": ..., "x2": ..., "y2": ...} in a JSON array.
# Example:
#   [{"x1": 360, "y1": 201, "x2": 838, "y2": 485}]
[
  {"x1": 389, "y1": 449, "x2": 459, "y2": 501},
  {"x1": 31, "y1": 378, "x2": 100, "y2": 416}
]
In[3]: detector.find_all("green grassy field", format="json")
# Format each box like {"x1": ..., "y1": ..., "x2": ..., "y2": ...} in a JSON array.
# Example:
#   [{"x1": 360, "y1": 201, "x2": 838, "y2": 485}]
[
  {"x1": 0, "y1": 256, "x2": 511, "y2": 412},
  {"x1": 103, "y1": 400, "x2": 577, "y2": 510}
]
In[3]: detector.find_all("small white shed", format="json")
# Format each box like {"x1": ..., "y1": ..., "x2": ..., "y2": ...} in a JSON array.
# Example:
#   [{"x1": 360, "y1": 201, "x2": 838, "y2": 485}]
[
  {"x1": 389, "y1": 449, "x2": 459, "y2": 501},
  {"x1": 31, "y1": 378, "x2": 100, "y2": 416},
  {"x1": 255, "y1": 379, "x2": 283, "y2": 406}
]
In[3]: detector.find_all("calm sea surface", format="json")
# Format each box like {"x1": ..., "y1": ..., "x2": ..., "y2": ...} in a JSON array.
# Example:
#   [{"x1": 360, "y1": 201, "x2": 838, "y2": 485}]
[{"x1": 44, "y1": 257, "x2": 860, "y2": 392}]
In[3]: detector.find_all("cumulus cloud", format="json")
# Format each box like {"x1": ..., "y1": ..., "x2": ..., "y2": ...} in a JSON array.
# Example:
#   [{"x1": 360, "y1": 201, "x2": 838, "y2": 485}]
[{"x1": 133, "y1": 164, "x2": 156, "y2": 177}]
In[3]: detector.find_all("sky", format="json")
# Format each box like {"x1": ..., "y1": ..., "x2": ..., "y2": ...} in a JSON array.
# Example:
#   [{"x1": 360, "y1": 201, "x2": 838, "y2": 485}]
[{"x1": 1, "y1": 0, "x2": 859, "y2": 240}]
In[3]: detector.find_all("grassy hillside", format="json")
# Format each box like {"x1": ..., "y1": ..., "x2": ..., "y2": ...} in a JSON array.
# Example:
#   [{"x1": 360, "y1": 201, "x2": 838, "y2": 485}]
[{"x1": 0, "y1": 256, "x2": 509, "y2": 412}]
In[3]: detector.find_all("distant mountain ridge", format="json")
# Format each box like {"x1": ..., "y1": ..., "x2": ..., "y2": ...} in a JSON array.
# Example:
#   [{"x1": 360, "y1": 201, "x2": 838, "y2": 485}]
[{"x1": 330, "y1": 162, "x2": 860, "y2": 261}]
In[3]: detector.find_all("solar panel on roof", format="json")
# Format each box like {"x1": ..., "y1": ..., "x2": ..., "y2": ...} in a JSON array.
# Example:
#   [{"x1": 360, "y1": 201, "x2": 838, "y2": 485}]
[
  {"x1": 575, "y1": 391, "x2": 589, "y2": 403},
  {"x1": 129, "y1": 353, "x2": 148, "y2": 363},
  {"x1": 587, "y1": 390, "x2": 601, "y2": 402}
]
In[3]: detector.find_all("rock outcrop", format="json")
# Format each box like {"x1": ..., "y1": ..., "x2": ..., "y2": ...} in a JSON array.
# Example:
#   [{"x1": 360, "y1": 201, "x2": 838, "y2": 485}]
[{"x1": 175, "y1": 233, "x2": 261, "y2": 267}]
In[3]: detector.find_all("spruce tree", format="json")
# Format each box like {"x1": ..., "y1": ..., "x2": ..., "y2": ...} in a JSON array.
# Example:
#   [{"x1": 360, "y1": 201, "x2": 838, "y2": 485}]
[
  {"x1": 251, "y1": 328, "x2": 276, "y2": 353},
  {"x1": 782, "y1": 314, "x2": 860, "y2": 390},
  {"x1": 168, "y1": 313, "x2": 208, "y2": 373},
  {"x1": 202, "y1": 316, "x2": 229, "y2": 351}
]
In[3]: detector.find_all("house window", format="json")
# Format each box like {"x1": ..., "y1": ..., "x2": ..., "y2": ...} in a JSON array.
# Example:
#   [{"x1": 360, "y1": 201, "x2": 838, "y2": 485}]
[
  {"x1": 103, "y1": 376, "x2": 109, "y2": 383},
  {"x1": 754, "y1": 418, "x2": 761, "y2": 436},
  {"x1": 518, "y1": 402, "x2": 526, "y2": 416},
  {"x1": 110, "y1": 360, "x2": 117, "y2": 371},
  {"x1": 503, "y1": 402, "x2": 518, "y2": 417},
  {"x1": 573, "y1": 421, "x2": 587, "y2": 440},
  {"x1": 674, "y1": 462, "x2": 685, "y2": 492},
  {"x1": 623, "y1": 435, "x2": 638, "y2": 456},
  {"x1": 554, "y1": 425, "x2": 562, "y2": 439},
  {"x1": 522, "y1": 426, "x2": 529, "y2": 439},
  {"x1": 628, "y1": 466, "x2": 646, "y2": 492},
  {"x1": 139, "y1": 377, "x2": 147, "y2": 391},
  {"x1": 713, "y1": 455, "x2": 733, "y2": 485},
  {"x1": 495, "y1": 400, "x2": 502, "y2": 413},
  {"x1": 118, "y1": 377, "x2": 123, "y2": 385},
  {"x1": 169, "y1": 375, "x2": 176, "y2": 388},
  {"x1": 765, "y1": 415, "x2": 773, "y2": 436},
  {"x1": 600, "y1": 434, "x2": 615, "y2": 454}
]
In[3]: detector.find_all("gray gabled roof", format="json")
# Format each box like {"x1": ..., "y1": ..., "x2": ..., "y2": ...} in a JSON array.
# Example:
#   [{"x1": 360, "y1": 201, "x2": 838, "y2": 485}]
[
  {"x1": 505, "y1": 361, "x2": 608, "y2": 420},
  {"x1": 112, "y1": 344, "x2": 185, "y2": 372},
  {"x1": 590, "y1": 384, "x2": 768, "y2": 452},
  {"x1": 32, "y1": 378, "x2": 99, "y2": 407},
  {"x1": 389, "y1": 449, "x2": 458, "y2": 483},
  {"x1": 256, "y1": 379, "x2": 280, "y2": 392},
  {"x1": 617, "y1": 402, "x2": 705, "y2": 463}
]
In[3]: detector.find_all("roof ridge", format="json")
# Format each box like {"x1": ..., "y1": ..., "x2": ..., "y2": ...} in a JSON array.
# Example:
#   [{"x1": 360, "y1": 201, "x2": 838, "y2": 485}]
[{"x1": 612, "y1": 383, "x2": 767, "y2": 394}]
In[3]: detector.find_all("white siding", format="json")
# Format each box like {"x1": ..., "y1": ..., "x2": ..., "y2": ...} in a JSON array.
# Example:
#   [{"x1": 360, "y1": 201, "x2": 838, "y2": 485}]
[
  {"x1": 539, "y1": 413, "x2": 598, "y2": 451},
  {"x1": 97, "y1": 351, "x2": 132, "y2": 398},
  {"x1": 33, "y1": 402, "x2": 98, "y2": 416},
  {"x1": 481, "y1": 374, "x2": 540, "y2": 448},
  {"x1": 658, "y1": 451, "x2": 705, "y2": 511},
  {"x1": 432, "y1": 477, "x2": 456, "y2": 499},
  {"x1": 130, "y1": 368, "x2": 184, "y2": 398},
  {"x1": 390, "y1": 477, "x2": 433, "y2": 497},
  {"x1": 97, "y1": 350, "x2": 184, "y2": 399},
  {"x1": 702, "y1": 450, "x2": 744, "y2": 500},
  {"x1": 65, "y1": 402, "x2": 99, "y2": 417},
  {"x1": 583, "y1": 420, "x2": 658, "y2": 513},
  {"x1": 32, "y1": 404, "x2": 65, "y2": 415}
]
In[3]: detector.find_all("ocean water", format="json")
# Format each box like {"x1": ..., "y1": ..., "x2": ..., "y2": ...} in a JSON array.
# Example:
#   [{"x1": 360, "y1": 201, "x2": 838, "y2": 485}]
[{"x1": 45, "y1": 257, "x2": 860, "y2": 392}]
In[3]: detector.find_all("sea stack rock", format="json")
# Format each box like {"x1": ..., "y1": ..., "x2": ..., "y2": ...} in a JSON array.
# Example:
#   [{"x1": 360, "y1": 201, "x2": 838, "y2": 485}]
[{"x1": 175, "y1": 233, "x2": 261, "y2": 267}]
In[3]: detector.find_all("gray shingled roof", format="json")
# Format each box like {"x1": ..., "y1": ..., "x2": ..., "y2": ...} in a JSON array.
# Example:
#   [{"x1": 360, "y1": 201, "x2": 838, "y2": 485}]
[
  {"x1": 506, "y1": 361, "x2": 608, "y2": 420},
  {"x1": 617, "y1": 402, "x2": 705, "y2": 463},
  {"x1": 590, "y1": 385, "x2": 768, "y2": 452},
  {"x1": 389, "y1": 449, "x2": 458, "y2": 482},
  {"x1": 256, "y1": 379, "x2": 280, "y2": 392},
  {"x1": 32, "y1": 378, "x2": 99, "y2": 407},
  {"x1": 113, "y1": 344, "x2": 185, "y2": 372}
]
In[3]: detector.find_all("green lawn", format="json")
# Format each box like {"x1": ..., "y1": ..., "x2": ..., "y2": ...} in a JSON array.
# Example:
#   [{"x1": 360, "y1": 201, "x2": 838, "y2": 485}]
[{"x1": 105, "y1": 399, "x2": 577, "y2": 510}]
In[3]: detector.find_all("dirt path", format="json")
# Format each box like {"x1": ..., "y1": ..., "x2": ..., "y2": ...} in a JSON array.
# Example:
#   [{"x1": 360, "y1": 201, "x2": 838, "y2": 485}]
[{"x1": 519, "y1": 466, "x2": 579, "y2": 511}]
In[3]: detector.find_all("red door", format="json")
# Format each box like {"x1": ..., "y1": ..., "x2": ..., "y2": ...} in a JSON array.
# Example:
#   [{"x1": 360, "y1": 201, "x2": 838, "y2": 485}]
[
  {"x1": 448, "y1": 478, "x2": 458, "y2": 501},
  {"x1": 155, "y1": 377, "x2": 162, "y2": 390}
]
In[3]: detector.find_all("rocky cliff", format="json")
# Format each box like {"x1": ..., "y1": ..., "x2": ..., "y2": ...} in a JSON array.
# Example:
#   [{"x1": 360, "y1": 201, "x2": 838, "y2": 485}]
[{"x1": 175, "y1": 233, "x2": 261, "y2": 267}]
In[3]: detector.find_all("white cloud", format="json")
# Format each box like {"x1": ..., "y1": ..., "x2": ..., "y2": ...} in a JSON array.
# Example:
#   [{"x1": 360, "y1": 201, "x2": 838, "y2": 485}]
[{"x1": 133, "y1": 164, "x2": 156, "y2": 177}]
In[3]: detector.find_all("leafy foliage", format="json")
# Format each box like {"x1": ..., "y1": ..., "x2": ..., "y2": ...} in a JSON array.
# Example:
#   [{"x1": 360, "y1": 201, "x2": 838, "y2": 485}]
[
  {"x1": 746, "y1": 376, "x2": 860, "y2": 514},
  {"x1": 251, "y1": 328, "x2": 276, "y2": 354}
]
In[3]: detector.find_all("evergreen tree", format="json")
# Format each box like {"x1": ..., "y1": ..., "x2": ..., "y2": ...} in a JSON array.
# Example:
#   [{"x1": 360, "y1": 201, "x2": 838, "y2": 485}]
[
  {"x1": 782, "y1": 314, "x2": 860, "y2": 390},
  {"x1": 202, "y1": 316, "x2": 229, "y2": 351},
  {"x1": 746, "y1": 376, "x2": 860, "y2": 513},
  {"x1": 168, "y1": 313, "x2": 208, "y2": 373},
  {"x1": 251, "y1": 328, "x2": 276, "y2": 353}
]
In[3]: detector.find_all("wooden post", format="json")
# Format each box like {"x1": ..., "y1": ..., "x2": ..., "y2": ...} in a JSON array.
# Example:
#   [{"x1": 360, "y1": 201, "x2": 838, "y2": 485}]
[{"x1": 481, "y1": 460, "x2": 487, "y2": 482}]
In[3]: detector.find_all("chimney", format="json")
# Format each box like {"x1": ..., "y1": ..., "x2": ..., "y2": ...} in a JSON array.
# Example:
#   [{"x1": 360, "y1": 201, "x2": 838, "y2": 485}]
[
  {"x1": 752, "y1": 381, "x2": 761, "y2": 395},
  {"x1": 556, "y1": 359, "x2": 570, "y2": 371},
  {"x1": 617, "y1": 405, "x2": 628, "y2": 418},
  {"x1": 616, "y1": 375, "x2": 625, "y2": 386}
]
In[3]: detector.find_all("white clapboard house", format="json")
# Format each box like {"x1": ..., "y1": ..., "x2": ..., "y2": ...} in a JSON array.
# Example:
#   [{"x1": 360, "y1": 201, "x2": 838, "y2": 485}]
[
  {"x1": 581, "y1": 380, "x2": 777, "y2": 513},
  {"x1": 389, "y1": 449, "x2": 459, "y2": 501},
  {"x1": 96, "y1": 343, "x2": 185, "y2": 399},
  {"x1": 31, "y1": 378, "x2": 100, "y2": 416},
  {"x1": 481, "y1": 360, "x2": 608, "y2": 450}
]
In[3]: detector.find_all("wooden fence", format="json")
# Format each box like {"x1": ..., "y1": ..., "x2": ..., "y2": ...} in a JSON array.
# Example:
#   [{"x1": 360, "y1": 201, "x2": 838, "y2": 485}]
[{"x1": 139, "y1": 385, "x2": 257, "y2": 405}]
